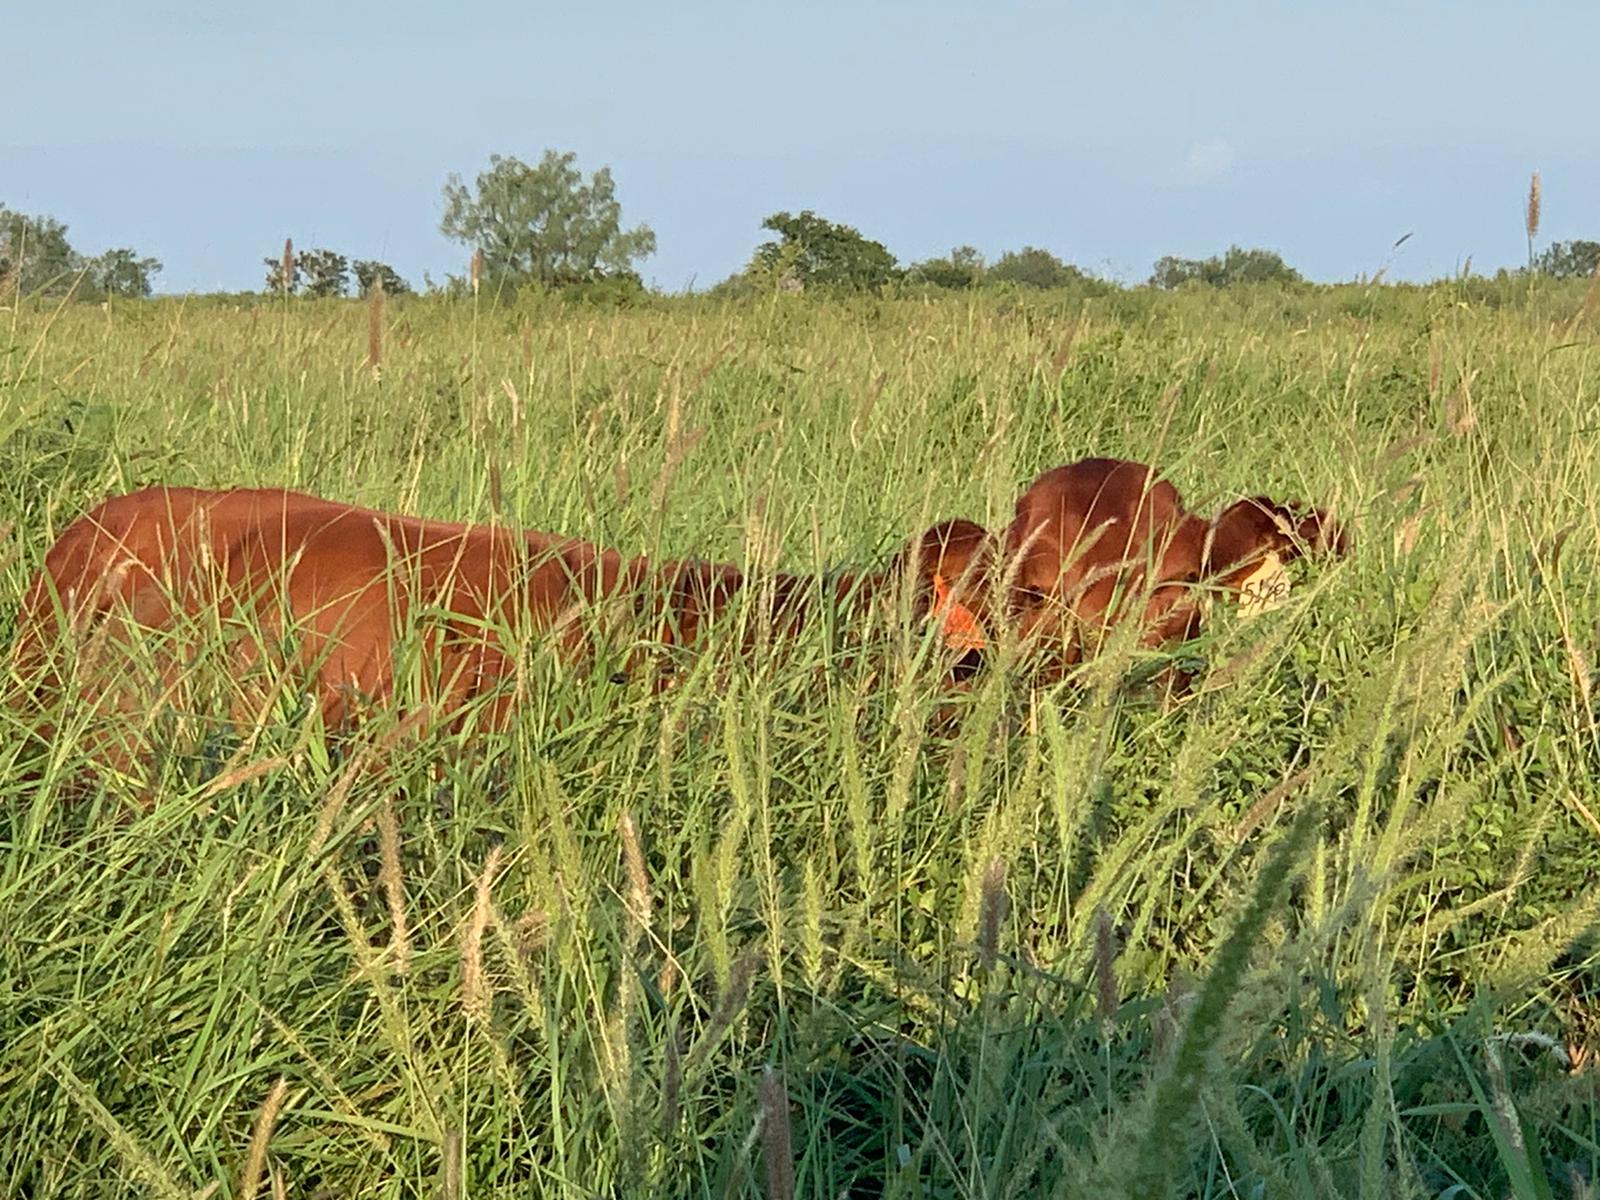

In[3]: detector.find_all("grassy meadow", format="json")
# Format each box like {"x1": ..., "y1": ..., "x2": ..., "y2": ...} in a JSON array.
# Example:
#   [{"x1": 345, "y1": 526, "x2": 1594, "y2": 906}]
[{"x1": 3, "y1": 278, "x2": 1600, "y2": 1197}]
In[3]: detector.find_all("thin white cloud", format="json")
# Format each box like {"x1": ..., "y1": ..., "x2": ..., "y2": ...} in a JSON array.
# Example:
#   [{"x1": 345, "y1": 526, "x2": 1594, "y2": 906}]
[{"x1": 1183, "y1": 138, "x2": 1235, "y2": 184}]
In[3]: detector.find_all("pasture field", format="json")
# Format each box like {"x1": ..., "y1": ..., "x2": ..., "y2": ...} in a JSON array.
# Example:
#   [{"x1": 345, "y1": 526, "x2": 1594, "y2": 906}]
[{"x1": 3, "y1": 279, "x2": 1600, "y2": 1198}]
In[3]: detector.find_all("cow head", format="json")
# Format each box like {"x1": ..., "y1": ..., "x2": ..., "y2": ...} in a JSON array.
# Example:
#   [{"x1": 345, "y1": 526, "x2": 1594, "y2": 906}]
[
  {"x1": 897, "y1": 518, "x2": 995, "y2": 681},
  {"x1": 1206, "y1": 497, "x2": 1347, "y2": 598}
]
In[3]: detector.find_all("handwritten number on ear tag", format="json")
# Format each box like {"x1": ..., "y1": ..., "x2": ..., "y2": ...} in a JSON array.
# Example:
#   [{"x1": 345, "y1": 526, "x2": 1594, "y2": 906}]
[{"x1": 1237, "y1": 553, "x2": 1290, "y2": 619}]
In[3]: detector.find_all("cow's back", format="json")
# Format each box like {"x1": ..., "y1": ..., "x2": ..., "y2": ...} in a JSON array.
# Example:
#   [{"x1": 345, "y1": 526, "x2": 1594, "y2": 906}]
[{"x1": 9, "y1": 486, "x2": 633, "y2": 781}]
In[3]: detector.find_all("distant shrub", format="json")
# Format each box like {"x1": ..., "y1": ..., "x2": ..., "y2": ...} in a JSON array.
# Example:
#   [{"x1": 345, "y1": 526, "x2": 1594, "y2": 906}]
[
  {"x1": 907, "y1": 246, "x2": 985, "y2": 290},
  {"x1": 353, "y1": 260, "x2": 412, "y2": 296},
  {"x1": 557, "y1": 270, "x2": 649, "y2": 308},
  {"x1": 1150, "y1": 245, "x2": 1303, "y2": 289},
  {"x1": 1, "y1": 204, "x2": 161, "y2": 299},
  {"x1": 750, "y1": 210, "x2": 900, "y2": 292},
  {"x1": 440, "y1": 150, "x2": 656, "y2": 288},
  {"x1": 297, "y1": 248, "x2": 350, "y2": 298},
  {"x1": 1534, "y1": 239, "x2": 1600, "y2": 280},
  {"x1": 989, "y1": 246, "x2": 1097, "y2": 290}
]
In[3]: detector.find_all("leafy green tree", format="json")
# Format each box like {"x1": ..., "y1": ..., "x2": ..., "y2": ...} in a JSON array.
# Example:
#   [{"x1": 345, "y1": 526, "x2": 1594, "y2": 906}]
[
  {"x1": 0, "y1": 205, "x2": 161, "y2": 300},
  {"x1": 0, "y1": 206, "x2": 86, "y2": 296},
  {"x1": 263, "y1": 252, "x2": 300, "y2": 295},
  {"x1": 909, "y1": 245, "x2": 985, "y2": 289},
  {"x1": 988, "y1": 246, "x2": 1093, "y2": 290},
  {"x1": 1150, "y1": 246, "x2": 1303, "y2": 289},
  {"x1": 440, "y1": 151, "x2": 656, "y2": 287},
  {"x1": 1533, "y1": 239, "x2": 1600, "y2": 280},
  {"x1": 353, "y1": 260, "x2": 411, "y2": 296},
  {"x1": 297, "y1": 248, "x2": 350, "y2": 298},
  {"x1": 752, "y1": 210, "x2": 899, "y2": 291},
  {"x1": 89, "y1": 248, "x2": 161, "y2": 298}
]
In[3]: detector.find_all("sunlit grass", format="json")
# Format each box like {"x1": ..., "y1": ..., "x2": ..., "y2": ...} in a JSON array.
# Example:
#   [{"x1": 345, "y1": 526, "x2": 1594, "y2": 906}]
[{"x1": 2, "y1": 281, "x2": 1599, "y2": 1197}]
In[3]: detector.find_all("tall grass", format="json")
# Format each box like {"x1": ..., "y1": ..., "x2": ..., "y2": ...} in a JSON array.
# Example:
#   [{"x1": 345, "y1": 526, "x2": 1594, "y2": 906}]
[{"x1": 2, "y1": 282, "x2": 1599, "y2": 1196}]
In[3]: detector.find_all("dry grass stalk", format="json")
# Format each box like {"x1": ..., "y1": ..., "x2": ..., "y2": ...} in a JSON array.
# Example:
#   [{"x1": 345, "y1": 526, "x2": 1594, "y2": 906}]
[
  {"x1": 658, "y1": 949, "x2": 680, "y2": 999},
  {"x1": 1525, "y1": 170, "x2": 1543, "y2": 264},
  {"x1": 470, "y1": 248, "x2": 484, "y2": 296},
  {"x1": 197, "y1": 755, "x2": 288, "y2": 801},
  {"x1": 648, "y1": 380, "x2": 707, "y2": 518},
  {"x1": 661, "y1": 1019, "x2": 683, "y2": 1131},
  {"x1": 501, "y1": 378, "x2": 525, "y2": 452},
  {"x1": 1562, "y1": 625, "x2": 1595, "y2": 718},
  {"x1": 512, "y1": 908, "x2": 548, "y2": 958},
  {"x1": 46, "y1": 1060, "x2": 187, "y2": 1200},
  {"x1": 238, "y1": 1076, "x2": 289, "y2": 1200},
  {"x1": 977, "y1": 857, "x2": 1008, "y2": 973},
  {"x1": 366, "y1": 276, "x2": 383, "y2": 377},
  {"x1": 619, "y1": 810, "x2": 652, "y2": 940},
  {"x1": 307, "y1": 705, "x2": 432, "y2": 860},
  {"x1": 1393, "y1": 508, "x2": 1430, "y2": 558},
  {"x1": 487, "y1": 455, "x2": 504, "y2": 519},
  {"x1": 687, "y1": 945, "x2": 760, "y2": 1073},
  {"x1": 323, "y1": 866, "x2": 384, "y2": 990},
  {"x1": 1049, "y1": 321, "x2": 1079, "y2": 375},
  {"x1": 377, "y1": 798, "x2": 410, "y2": 976},
  {"x1": 254, "y1": 1004, "x2": 389, "y2": 1151},
  {"x1": 688, "y1": 342, "x2": 731, "y2": 394},
  {"x1": 441, "y1": 1127, "x2": 462, "y2": 1200},
  {"x1": 1233, "y1": 769, "x2": 1314, "y2": 843},
  {"x1": 943, "y1": 742, "x2": 968, "y2": 809},
  {"x1": 757, "y1": 1067, "x2": 796, "y2": 1200},
  {"x1": 850, "y1": 371, "x2": 888, "y2": 447},
  {"x1": 1523, "y1": 169, "x2": 1536, "y2": 244},
  {"x1": 1443, "y1": 370, "x2": 1478, "y2": 435},
  {"x1": 461, "y1": 843, "x2": 503, "y2": 1027},
  {"x1": 1093, "y1": 908, "x2": 1120, "y2": 1026},
  {"x1": 613, "y1": 455, "x2": 631, "y2": 507},
  {"x1": 280, "y1": 239, "x2": 293, "y2": 298}
]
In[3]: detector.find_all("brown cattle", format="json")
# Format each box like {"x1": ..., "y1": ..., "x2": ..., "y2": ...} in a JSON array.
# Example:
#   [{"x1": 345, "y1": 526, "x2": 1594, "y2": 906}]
[
  {"x1": 652, "y1": 517, "x2": 993, "y2": 680},
  {"x1": 1003, "y1": 457, "x2": 1344, "y2": 690},
  {"x1": 9, "y1": 486, "x2": 993, "y2": 790}
]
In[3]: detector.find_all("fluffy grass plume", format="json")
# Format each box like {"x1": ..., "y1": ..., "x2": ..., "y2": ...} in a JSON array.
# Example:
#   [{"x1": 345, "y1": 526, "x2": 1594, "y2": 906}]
[
  {"x1": 366, "y1": 272, "x2": 383, "y2": 376},
  {"x1": 237, "y1": 1077, "x2": 289, "y2": 1200},
  {"x1": 1527, "y1": 169, "x2": 1543, "y2": 269}
]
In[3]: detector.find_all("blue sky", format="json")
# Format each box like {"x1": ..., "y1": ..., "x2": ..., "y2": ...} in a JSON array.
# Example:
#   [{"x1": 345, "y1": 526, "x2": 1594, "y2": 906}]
[{"x1": 5, "y1": 1, "x2": 1595, "y2": 294}]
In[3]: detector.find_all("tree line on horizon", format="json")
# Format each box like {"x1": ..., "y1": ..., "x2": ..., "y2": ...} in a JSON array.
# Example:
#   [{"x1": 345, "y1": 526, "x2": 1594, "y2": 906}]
[
  {"x1": 4, "y1": 149, "x2": 1597, "y2": 302},
  {"x1": 0, "y1": 205, "x2": 162, "y2": 301}
]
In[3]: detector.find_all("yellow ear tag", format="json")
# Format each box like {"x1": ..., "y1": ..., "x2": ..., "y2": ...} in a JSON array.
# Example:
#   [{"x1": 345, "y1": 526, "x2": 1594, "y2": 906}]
[
  {"x1": 932, "y1": 572, "x2": 987, "y2": 652},
  {"x1": 1237, "y1": 553, "x2": 1290, "y2": 619}
]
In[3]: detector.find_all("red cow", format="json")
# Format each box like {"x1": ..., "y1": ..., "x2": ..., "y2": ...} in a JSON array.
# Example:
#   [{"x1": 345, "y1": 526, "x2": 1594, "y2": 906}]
[
  {"x1": 9, "y1": 486, "x2": 993, "y2": 792},
  {"x1": 1003, "y1": 457, "x2": 1344, "y2": 689}
]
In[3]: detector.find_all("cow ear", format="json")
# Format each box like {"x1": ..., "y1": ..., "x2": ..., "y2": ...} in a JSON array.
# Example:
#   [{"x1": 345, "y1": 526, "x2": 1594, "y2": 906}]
[
  {"x1": 672, "y1": 561, "x2": 724, "y2": 608},
  {"x1": 931, "y1": 571, "x2": 987, "y2": 653},
  {"x1": 1208, "y1": 498, "x2": 1278, "y2": 576}
]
